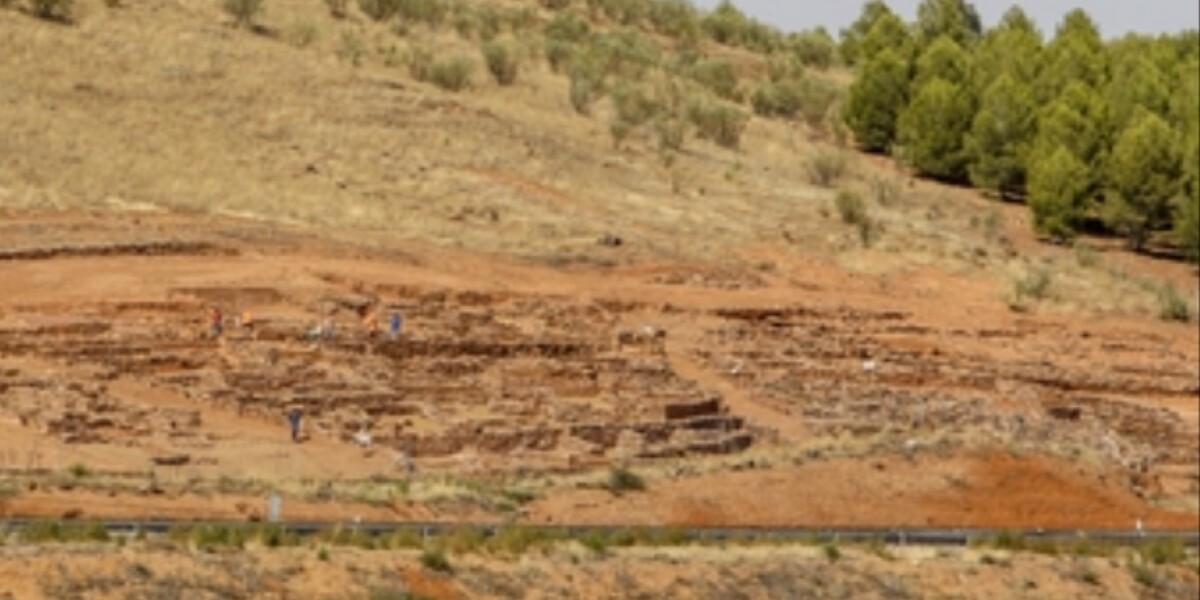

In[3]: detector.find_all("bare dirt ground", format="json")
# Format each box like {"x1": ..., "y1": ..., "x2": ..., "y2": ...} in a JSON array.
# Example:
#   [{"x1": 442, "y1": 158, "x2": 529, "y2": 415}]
[
  {"x1": 2, "y1": 1, "x2": 1199, "y2": 597},
  {"x1": 0, "y1": 210, "x2": 1195, "y2": 532}
]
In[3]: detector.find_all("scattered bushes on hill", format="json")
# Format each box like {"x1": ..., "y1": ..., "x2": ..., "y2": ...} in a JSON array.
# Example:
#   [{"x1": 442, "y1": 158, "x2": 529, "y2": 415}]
[
  {"x1": 806, "y1": 149, "x2": 849, "y2": 187},
  {"x1": 686, "y1": 97, "x2": 748, "y2": 150},
  {"x1": 605, "y1": 467, "x2": 646, "y2": 494},
  {"x1": 688, "y1": 58, "x2": 741, "y2": 102},
  {"x1": 27, "y1": 0, "x2": 73, "y2": 21},
  {"x1": 750, "y1": 78, "x2": 802, "y2": 118},
  {"x1": 797, "y1": 78, "x2": 841, "y2": 132},
  {"x1": 419, "y1": 549, "x2": 453, "y2": 573},
  {"x1": 482, "y1": 41, "x2": 519, "y2": 85},
  {"x1": 222, "y1": 0, "x2": 262, "y2": 28},
  {"x1": 285, "y1": 19, "x2": 319, "y2": 48},
  {"x1": 1156, "y1": 284, "x2": 1192, "y2": 322},
  {"x1": 787, "y1": 28, "x2": 838, "y2": 69},
  {"x1": 324, "y1": 0, "x2": 347, "y2": 18},
  {"x1": 700, "y1": 0, "x2": 780, "y2": 53},
  {"x1": 337, "y1": 29, "x2": 367, "y2": 66},
  {"x1": 430, "y1": 55, "x2": 474, "y2": 91},
  {"x1": 834, "y1": 189, "x2": 868, "y2": 225}
]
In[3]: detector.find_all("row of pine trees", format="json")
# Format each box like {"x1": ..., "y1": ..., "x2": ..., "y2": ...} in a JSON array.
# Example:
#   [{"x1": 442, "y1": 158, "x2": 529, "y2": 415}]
[{"x1": 839, "y1": 0, "x2": 1199, "y2": 261}]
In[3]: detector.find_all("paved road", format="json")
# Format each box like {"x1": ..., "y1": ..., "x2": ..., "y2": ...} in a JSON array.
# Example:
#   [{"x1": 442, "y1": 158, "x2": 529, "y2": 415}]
[{"x1": 2, "y1": 518, "x2": 1196, "y2": 548}]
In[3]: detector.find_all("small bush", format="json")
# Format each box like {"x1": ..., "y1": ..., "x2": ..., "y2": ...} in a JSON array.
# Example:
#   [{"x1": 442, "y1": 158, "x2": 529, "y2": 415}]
[
  {"x1": 991, "y1": 530, "x2": 1027, "y2": 551},
  {"x1": 688, "y1": 58, "x2": 741, "y2": 102},
  {"x1": 30, "y1": 0, "x2": 73, "y2": 21},
  {"x1": 337, "y1": 29, "x2": 368, "y2": 66},
  {"x1": 284, "y1": 20, "x2": 319, "y2": 48},
  {"x1": 606, "y1": 467, "x2": 645, "y2": 494},
  {"x1": 67, "y1": 462, "x2": 91, "y2": 479},
  {"x1": 420, "y1": 549, "x2": 453, "y2": 573},
  {"x1": 806, "y1": 150, "x2": 849, "y2": 187},
  {"x1": 787, "y1": 28, "x2": 837, "y2": 69},
  {"x1": 396, "y1": 0, "x2": 447, "y2": 27},
  {"x1": 408, "y1": 46, "x2": 434, "y2": 81},
  {"x1": 1131, "y1": 563, "x2": 1159, "y2": 588},
  {"x1": 834, "y1": 190, "x2": 867, "y2": 225},
  {"x1": 1073, "y1": 242, "x2": 1101, "y2": 268},
  {"x1": 482, "y1": 41, "x2": 519, "y2": 86},
  {"x1": 655, "y1": 116, "x2": 687, "y2": 152},
  {"x1": 324, "y1": 0, "x2": 347, "y2": 17},
  {"x1": 1013, "y1": 268, "x2": 1052, "y2": 303},
  {"x1": 686, "y1": 98, "x2": 748, "y2": 150},
  {"x1": 796, "y1": 78, "x2": 840, "y2": 131},
  {"x1": 750, "y1": 79, "x2": 802, "y2": 118},
  {"x1": 647, "y1": 0, "x2": 700, "y2": 41},
  {"x1": 430, "y1": 55, "x2": 473, "y2": 91},
  {"x1": 870, "y1": 175, "x2": 902, "y2": 206},
  {"x1": 539, "y1": 0, "x2": 572, "y2": 10},
  {"x1": 1156, "y1": 284, "x2": 1192, "y2": 323},
  {"x1": 222, "y1": 0, "x2": 263, "y2": 28},
  {"x1": 823, "y1": 543, "x2": 842, "y2": 562},
  {"x1": 1140, "y1": 537, "x2": 1187, "y2": 565}
]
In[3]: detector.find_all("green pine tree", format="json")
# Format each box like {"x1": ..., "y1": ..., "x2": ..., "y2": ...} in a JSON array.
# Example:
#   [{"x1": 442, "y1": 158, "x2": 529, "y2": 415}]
[
  {"x1": 839, "y1": 1, "x2": 895, "y2": 66},
  {"x1": 966, "y1": 73, "x2": 1037, "y2": 196},
  {"x1": 915, "y1": 0, "x2": 982, "y2": 49},
  {"x1": 858, "y1": 11, "x2": 914, "y2": 65},
  {"x1": 1104, "y1": 108, "x2": 1183, "y2": 250},
  {"x1": 1028, "y1": 145, "x2": 1090, "y2": 241},
  {"x1": 971, "y1": 7, "x2": 1043, "y2": 93},
  {"x1": 896, "y1": 78, "x2": 974, "y2": 182},
  {"x1": 913, "y1": 35, "x2": 972, "y2": 88},
  {"x1": 843, "y1": 49, "x2": 910, "y2": 152}
]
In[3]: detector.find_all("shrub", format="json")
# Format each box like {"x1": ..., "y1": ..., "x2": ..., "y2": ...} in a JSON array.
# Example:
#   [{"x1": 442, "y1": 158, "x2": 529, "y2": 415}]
[
  {"x1": 606, "y1": 467, "x2": 645, "y2": 494},
  {"x1": 823, "y1": 543, "x2": 842, "y2": 562},
  {"x1": 357, "y1": 0, "x2": 398, "y2": 21},
  {"x1": 568, "y1": 50, "x2": 607, "y2": 114},
  {"x1": 1131, "y1": 564, "x2": 1159, "y2": 588},
  {"x1": 1013, "y1": 268, "x2": 1052, "y2": 303},
  {"x1": 408, "y1": 46, "x2": 434, "y2": 81},
  {"x1": 796, "y1": 78, "x2": 840, "y2": 131},
  {"x1": 539, "y1": 0, "x2": 571, "y2": 10},
  {"x1": 482, "y1": 41, "x2": 519, "y2": 86},
  {"x1": 30, "y1": 0, "x2": 74, "y2": 21},
  {"x1": 1156, "y1": 284, "x2": 1192, "y2": 323},
  {"x1": 647, "y1": 0, "x2": 700, "y2": 41},
  {"x1": 67, "y1": 462, "x2": 91, "y2": 478},
  {"x1": 431, "y1": 55, "x2": 472, "y2": 92},
  {"x1": 655, "y1": 116, "x2": 687, "y2": 152},
  {"x1": 316, "y1": 546, "x2": 331, "y2": 561},
  {"x1": 870, "y1": 175, "x2": 902, "y2": 206},
  {"x1": 806, "y1": 150, "x2": 849, "y2": 187},
  {"x1": 688, "y1": 58, "x2": 741, "y2": 102},
  {"x1": 1141, "y1": 537, "x2": 1187, "y2": 565},
  {"x1": 751, "y1": 78, "x2": 804, "y2": 119},
  {"x1": 686, "y1": 98, "x2": 748, "y2": 150},
  {"x1": 337, "y1": 29, "x2": 368, "y2": 66},
  {"x1": 284, "y1": 20, "x2": 319, "y2": 48},
  {"x1": 787, "y1": 28, "x2": 837, "y2": 69},
  {"x1": 324, "y1": 0, "x2": 347, "y2": 18},
  {"x1": 420, "y1": 549, "x2": 453, "y2": 573},
  {"x1": 396, "y1": 0, "x2": 447, "y2": 27},
  {"x1": 223, "y1": 0, "x2": 263, "y2": 28},
  {"x1": 834, "y1": 190, "x2": 867, "y2": 225}
]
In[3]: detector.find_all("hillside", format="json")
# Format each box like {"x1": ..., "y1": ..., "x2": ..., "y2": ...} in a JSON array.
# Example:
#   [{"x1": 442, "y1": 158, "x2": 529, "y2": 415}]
[{"x1": 0, "y1": 0, "x2": 1198, "y2": 598}]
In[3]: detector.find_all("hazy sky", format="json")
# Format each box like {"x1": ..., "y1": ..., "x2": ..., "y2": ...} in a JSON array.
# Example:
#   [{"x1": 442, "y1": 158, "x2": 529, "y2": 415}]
[{"x1": 691, "y1": 1, "x2": 1200, "y2": 38}]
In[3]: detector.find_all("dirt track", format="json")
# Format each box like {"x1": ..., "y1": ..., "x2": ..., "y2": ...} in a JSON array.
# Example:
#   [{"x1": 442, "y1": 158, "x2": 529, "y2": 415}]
[{"x1": 0, "y1": 210, "x2": 1196, "y2": 530}]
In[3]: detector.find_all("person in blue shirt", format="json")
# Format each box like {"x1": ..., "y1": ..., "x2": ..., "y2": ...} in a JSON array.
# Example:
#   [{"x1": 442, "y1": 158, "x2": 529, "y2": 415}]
[{"x1": 389, "y1": 311, "x2": 403, "y2": 340}]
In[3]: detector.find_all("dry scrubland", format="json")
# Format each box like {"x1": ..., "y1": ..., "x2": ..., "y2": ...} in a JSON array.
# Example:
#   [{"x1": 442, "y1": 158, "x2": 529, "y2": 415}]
[{"x1": 1, "y1": 0, "x2": 1199, "y2": 599}]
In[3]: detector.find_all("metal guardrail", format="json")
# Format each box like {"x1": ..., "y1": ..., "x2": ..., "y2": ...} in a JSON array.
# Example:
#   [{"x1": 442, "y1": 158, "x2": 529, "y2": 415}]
[{"x1": 1, "y1": 518, "x2": 1196, "y2": 548}]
